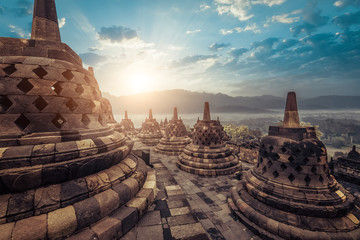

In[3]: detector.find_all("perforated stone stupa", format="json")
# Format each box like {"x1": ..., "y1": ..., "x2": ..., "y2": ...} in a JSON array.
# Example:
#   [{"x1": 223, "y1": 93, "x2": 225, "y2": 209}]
[
  {"x1": 333, "y1": 145, "x2": 360, "y2": 185},
  {"x1": 138, "y1": 109, "x2": 162, "y2": 146},
  {"x1": 228, "y1": 92, "x2": 360, "y2": 239},
  {"x1": 0, "y1": 1, "x2": 156, "y2": 239},
  {"x1": 117, "y1": 110, "x2": 135, "y2": 134},
  {"x1": 176, "y1": 102, "x2": 241, "y2": 176},
  {"x1": 154, "y1": 107, "x2": 190, "y2": 156}
]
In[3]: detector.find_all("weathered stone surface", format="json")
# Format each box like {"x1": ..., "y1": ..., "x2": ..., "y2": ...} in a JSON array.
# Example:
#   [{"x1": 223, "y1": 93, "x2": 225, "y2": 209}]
[
  {"x1": 34, "y1": 185, "x2": 61, "y2": 215},
  {"x1": 155, "y1": 107, "x2": 190, "y2": 156},
  {"x1": 94, "y1": 189, "x2": 120, "y2": 218},
  {"x1": 48, "y1": 206, "x2": 77, "y2": 239},
  {"x1": 177, "y1": 102, "x2": 241, "y2": 176},
  {"x1": 138, "y1": 109, "x2": 162, "y2": 146},
  {"x1": 60, "y1": 178, "x2": 88, "y2": 207},
  {"x1": 228, "y1": 92, "x2": 360, "y2": 239},
  {"x1": 91, "y1": 217, "x2": 122, "y2": 240},
  {"x1": 111, "y1": 206, "x2": 138, "y2": 234},
  {"x1": 0, "y1": 222, "x2": 15, "y2": 240},
  {"x1": 73, "y1": 197, "x2": 101, "y2": 230},
  {"x1": 12, "y1": 214, "x2": 47, "y2": 240}
]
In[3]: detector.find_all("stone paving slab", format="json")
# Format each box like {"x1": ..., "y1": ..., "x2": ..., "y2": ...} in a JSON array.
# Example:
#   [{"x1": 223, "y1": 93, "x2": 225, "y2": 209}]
[{"x1": 121, "y1": 142, "x2": 260, "y2": 240}]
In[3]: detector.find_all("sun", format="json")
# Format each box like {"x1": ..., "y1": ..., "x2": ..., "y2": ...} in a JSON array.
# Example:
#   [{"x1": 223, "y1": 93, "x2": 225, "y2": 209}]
[{"x1": 128, "y1": 72, "x2": 153, "y2": 94}]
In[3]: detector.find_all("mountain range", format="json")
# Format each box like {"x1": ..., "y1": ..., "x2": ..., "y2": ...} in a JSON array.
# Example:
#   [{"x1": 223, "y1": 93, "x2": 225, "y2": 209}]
[{"x1": 102, "y1": 89, "x2": 360, "y2": 115}]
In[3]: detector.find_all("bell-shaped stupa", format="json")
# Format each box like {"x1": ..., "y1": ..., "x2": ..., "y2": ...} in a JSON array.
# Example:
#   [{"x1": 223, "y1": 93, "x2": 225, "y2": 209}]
[
  {"x1": 138, "y1": 109, "x2": 162, "y2": 146},
  {"x1": 333, "y1": 145, "x2": 360, "y2": 185},
  {"x1": 155, "y1": 107, "x2": 191, "y2": 155},
  {"x1": 116, "y1": 110, "x2": 136, "y2": 134},
  {"x1": 228, "y1": 92, "x2": 360, "y2": 239},
  {"x1": 0, "y1": 1, "x2": 156, "y2": 239},
  {"x1": 176, "y1": 102, "x2": 241, "y2": 176}
]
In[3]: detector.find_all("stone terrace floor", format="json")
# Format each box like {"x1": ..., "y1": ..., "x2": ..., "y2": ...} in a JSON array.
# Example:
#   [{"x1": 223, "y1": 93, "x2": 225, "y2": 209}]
[{"x1": 121, "y1": 141, "x2": 260, "y2": 240}]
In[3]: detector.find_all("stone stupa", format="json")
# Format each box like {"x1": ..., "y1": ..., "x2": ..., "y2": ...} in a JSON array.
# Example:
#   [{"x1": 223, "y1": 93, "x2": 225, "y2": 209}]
[
  {"x1": 176, "y1": 102, "x2": 241, "y2": 176},
  {"x1": 116, "y1": 110, "x2": 136, "y2": 135},
  {"x1": 332, "y1": 145, "x2": 360, "y2": 185},
  {"x1": 0, "y1": 1, "x2": 156, "y2": 239},
  {"x1": 228, "y1": 92, "x2": 360, "y2": 239},
  {"x1": 138, "y1": 109, "x2": 162, "y2": 146},
  {"x1": 154, "y1": 107, "x2": 190, "y2": 155}
]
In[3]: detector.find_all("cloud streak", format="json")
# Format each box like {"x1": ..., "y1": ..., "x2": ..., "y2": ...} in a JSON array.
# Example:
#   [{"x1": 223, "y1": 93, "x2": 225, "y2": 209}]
[{"x1": 98, "y1": 25, "x2": 138, "y2": 43}]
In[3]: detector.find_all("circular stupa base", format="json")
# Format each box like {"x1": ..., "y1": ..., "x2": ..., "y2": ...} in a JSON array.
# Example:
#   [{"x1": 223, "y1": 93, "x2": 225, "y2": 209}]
[
  {"x1": 154, "y1": 137, "x2": 190, "y2": 156},
  {"x1": 176, "y1": 160, "x2": 241, "y2": 176}
]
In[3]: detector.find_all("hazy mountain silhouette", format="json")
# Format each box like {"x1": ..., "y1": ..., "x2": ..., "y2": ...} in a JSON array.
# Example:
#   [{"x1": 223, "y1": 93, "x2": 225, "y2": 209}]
[{"x1": 103, "y1": 89, "x2": 360, "y2": 114}]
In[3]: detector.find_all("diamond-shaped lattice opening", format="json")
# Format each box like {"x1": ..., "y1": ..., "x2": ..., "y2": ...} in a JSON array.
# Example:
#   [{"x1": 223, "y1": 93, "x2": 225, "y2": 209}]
[
  {"x1": 303, "y1": 157, "x2": 309, "y2": 165},
  {"x1": 319, "y1": 175, "x2": 324, "y2": 184},
  {"x1": 75, "y1": 84, "x2": 84, "y2": 94},
  {"x1": 294, "y1": 148, "x2": 301, "y2": 155},
  {"x1": 17, "y1": 78, "x2": 34, "y2": 93},
  {"x1": 295, "y1": 165, "x2": 303, "y2": 174},
  {"x1": 0, "y1": 95, "x2": 13, "y2": 113},
  {"x1": 3, "y1": 64, "x2": 17, "y2": 75},
  {"x1": 309, "y1": 148, "x2": 315, "y2": 154},
  {"x1": 317, "y1": 157, "x2": 321, "y2": 163},
  {"x1": 269, "y1": 145, "x2": 274, "y2": 151},
  {"x1": 323, "y1": 165, "x2": 327, "y2": 172},
  {"x1": 261, "y1": 166, "x2": 267, "y2": 174},
  {"x1": 259, "y1": 157, "x2": 263, "y2": 164},
  {"x1": 62, "y1": 70, "x2": 74, "y2": 81},
  {"x1": 51, "y1": 82, "x2": 62, "y2": 95},
  {"x1": 273, "y1": 171, "x2": 279, "y2": 178},
  {"x1": 52, "y1": 113, "x2": 66, "y2": 129},
  {"x1": 272, "y1": 153, "x2": 280, "y2": 161},
  {"x1": 288, "y1": 173, "x2": 295, "y2": 183},
  {"x1": 304, "y1": 175, "x2": 311, "y2": 186},
  {"x1": 81, "y1": 114, "x2": 90, "y2": 126},
  {"x1": 311, "y1": 166, "x2": 317, "y2": 174},
  {"x1": 14, "y1": 114, "x2": 30, "y2": 131},
  {"x1": 65, "y1": 98, "x2": 78, "y2": 112},
  {"x1": 280, "y1": 163, "x2": 287, "y2": 171},
  {"x1": 267, "y1": 160, "x2": 273, "y2": 168},
  {"x1": 84, "y1": 75, "x2": 91, "y2": 84},
  {"x1": 33, "y1": 66, "x2": 48, "y2": 79},
  {"x1": 288, "y1": 156, "x2": 295, "y2": 163},
  {"x1": 281, "y1": 147, "x2": 287, "y2": 153},
  {"x1": 33, "y1": 96, "x2": 48, "y2": 111}
]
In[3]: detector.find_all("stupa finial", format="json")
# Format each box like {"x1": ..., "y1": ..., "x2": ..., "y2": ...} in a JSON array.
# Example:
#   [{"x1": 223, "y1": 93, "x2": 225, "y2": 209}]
[
  {"x1": 203, "y1": 102, "x2": 211, "y2": 121},
  {"x1": 31, "y1": 0, "x2": 61, "y2": 41},
  {"x1": 283, "y1": 92, "x2": 300, "y2": 127},
  {"x1": 173, "y1": 107, "x2": 178, "y2": 120},
  {"x1": 149, "y1": 109, "x2": 153, "y2": 119},
  {"x1": 125, "y1": 110, "x2": 128, "y2": 119}
]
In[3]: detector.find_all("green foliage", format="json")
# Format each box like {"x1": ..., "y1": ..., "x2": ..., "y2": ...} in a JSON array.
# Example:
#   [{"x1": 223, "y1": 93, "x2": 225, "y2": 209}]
[
  {"x1": 300, "y1": 122, "x2": 323, "y2": 139},
  {"x1": 223, "y1": 124, "x2": 261, "y2": 147}
]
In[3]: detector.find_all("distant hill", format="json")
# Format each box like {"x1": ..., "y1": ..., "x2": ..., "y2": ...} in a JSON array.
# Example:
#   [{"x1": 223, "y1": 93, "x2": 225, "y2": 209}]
[{"x1": 102, "y1": 89, "x2": 360, "y2": 114}]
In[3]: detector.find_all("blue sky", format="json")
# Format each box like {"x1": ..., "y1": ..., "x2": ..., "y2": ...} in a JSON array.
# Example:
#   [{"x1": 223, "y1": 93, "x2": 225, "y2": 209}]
[{"x1": 0, "y1": 0, "x2": 359, "y2": 97}]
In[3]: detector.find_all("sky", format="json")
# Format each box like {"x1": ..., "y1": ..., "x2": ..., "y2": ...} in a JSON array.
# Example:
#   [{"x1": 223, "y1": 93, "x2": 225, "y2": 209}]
[{"x1": 0, "y1": 0, "x2": 359, "y2": 98}]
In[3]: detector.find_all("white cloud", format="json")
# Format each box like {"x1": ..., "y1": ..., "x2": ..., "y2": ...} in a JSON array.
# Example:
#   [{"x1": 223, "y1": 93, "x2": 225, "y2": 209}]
[
  {"x1": 199, "y1": 3, "x2": 211, "y2": 11},
  {"x1": 215, "y1": 0, "x2": 287, "y2": 21},
  {"x1": 265, "y1": 10, "x2": 301, "y2": 27},
  {"x1": 58, "y1": 17, "x2": 66, "y2": 28},
  {"x1": 186, "y1": 29, "x2": 202, "y2": 34},
  {"x1": 215, "y1": 0, "x2": 254, "y2": 21},
  {"x1": 220, "y1": 29, "x2": 234, "y2": 35},
  {"x1": 234, "y1": 23, "x2": 261, "y2": 33},
  {"x1": 8, "y1": 24, "x2": 30, "y2": 38},
  {"x1": 221, "y1": 23, "x2": 261, "y2": 34},
  {"x1": 334, "y1": 1, "x2": 344, "y2": 7},
  {"x1": 251, "y1": 0, "x2": 286, "y2": 7}
]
